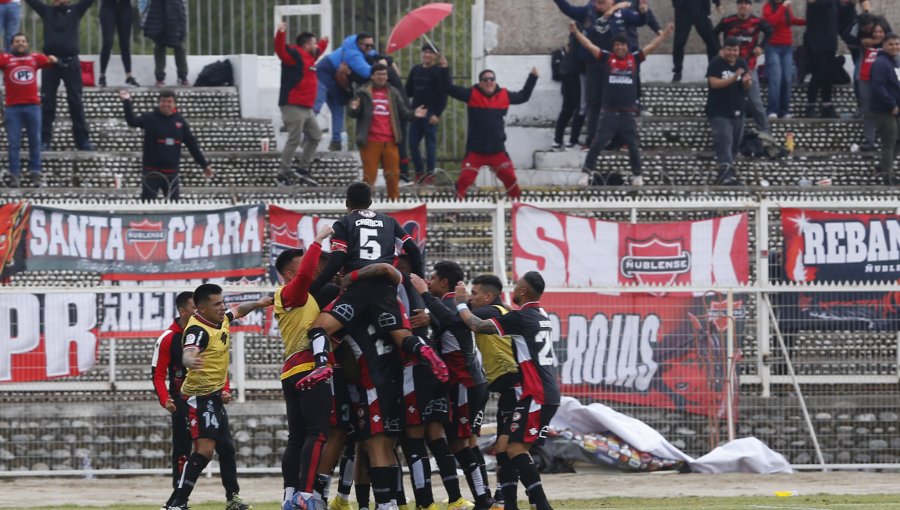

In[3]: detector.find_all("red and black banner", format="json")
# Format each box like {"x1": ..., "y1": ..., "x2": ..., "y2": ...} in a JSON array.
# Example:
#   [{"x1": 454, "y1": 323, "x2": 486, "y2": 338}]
[
  {"x1": 779, "y1": 209, "x2": 900, "y2": 331},
  {"x1": 25, "y1": 204, "x2": 266, "y2": 280},
  {"x1": 547, "y1": 291, "x2": 744, "y2": 418},
  {"x1": 512, "y1": 203, "x2": 749, "y2": 289}
]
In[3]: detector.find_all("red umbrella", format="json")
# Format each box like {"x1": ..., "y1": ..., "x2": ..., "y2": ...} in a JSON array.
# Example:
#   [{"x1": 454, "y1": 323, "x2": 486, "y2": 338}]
[{"x1": 386, "y1": 3, "x2": 453, "y2": 54}]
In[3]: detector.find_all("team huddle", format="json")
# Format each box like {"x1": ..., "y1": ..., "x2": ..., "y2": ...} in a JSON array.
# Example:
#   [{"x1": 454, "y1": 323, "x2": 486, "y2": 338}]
[{"x1": 151, "y1": 181, "x2": 559, "y2": 510}]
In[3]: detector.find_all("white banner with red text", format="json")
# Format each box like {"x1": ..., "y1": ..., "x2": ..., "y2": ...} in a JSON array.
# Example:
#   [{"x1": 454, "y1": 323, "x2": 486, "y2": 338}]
[{"x1": 512, "y1": 203, "x2": 749, "y2": 289}]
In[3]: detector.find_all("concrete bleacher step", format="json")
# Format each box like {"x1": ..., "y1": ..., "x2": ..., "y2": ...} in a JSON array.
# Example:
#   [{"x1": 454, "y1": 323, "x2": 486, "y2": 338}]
[
  {"x1": 1, "y1": 118, "x2": 275, "y2": 152},
  {"x1": 28, "y1": 86, "x2": 242, "y2": 119},
  {"x1": 638, "y1": 83, "x2": 857, "y2": 118},
  {"x1": 533, "y1": 150, "x2": 881, "y2": 187},
  {"x1": 0, "y1": 151, "x2": 361, "y2": 188},
  {"x1": 526, "y1": 117, "x2": 864, "y2": 152}
]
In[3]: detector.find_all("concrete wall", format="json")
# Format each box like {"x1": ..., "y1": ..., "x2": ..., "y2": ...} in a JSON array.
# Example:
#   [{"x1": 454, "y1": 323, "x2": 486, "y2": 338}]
[{"x1": 485, "y1": 0, "x2": 900, "y2": 55}]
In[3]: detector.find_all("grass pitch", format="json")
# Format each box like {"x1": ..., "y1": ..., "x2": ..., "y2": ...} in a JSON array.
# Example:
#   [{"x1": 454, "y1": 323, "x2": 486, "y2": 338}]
[{"x1": 12, "y1": 495, "x2": 900, "y2": 510}]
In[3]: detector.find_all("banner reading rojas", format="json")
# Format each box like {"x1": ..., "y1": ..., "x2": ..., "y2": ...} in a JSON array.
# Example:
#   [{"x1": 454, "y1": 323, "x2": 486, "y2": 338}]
[
  {"x1": 512, "y1": 204, "x2": 749, "y2": 288},
  {"x1": 24, "y1": 204, "x2": 266, "y2": 279},
  {"x1": 546, "y1": 292, "x2": 744, "y2": 418},
  {"x1": 268, "y1": 205, "x2": 427, "y2": 284},
  {"x1": 778, "y1": 209, "x2": 900, "y2": 331}
]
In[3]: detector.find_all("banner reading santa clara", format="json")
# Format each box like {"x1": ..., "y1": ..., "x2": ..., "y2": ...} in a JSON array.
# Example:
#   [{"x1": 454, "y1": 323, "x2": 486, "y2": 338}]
[
  {"x1": 512, "y1": 203, "x2": 749, "y2": 288},
  {"x1": 546, "y1": 291, "x2": 743, "y2": 418},
  {"x1": 25, "y1": 204, "x2": 266, "y2": 280},
  {"x1": 268, "y1": 205, "x2": 427, "y2": 284}
]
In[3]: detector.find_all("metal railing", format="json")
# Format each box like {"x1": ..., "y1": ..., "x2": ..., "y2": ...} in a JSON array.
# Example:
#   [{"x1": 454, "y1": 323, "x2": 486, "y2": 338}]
[{"x1": 1, "y1": 197, "x2": 900, "y2": 473}]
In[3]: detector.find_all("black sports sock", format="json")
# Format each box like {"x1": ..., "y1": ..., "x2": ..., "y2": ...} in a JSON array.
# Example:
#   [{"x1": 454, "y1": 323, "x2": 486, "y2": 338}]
[
  {"x1": 512, "y1": 453, "x2": 551, "y2": 510},
  {"x1": 455, "y1": 447, "x2": 491, "y2": 507},
  {"x1": 337, "y1": 441, "x2": 356, "y2": 497},
  {"x1": 218, "y1": 451, "x2": 240, "y2": 499},
  {"x1": 401, "y1": 335, "x2": 428, "y2": 355},
  {"x1": 497, "y1": 452, "x2": 519, "y2": 510},
  {"x1": 428, "y1": 438, "x2": 462, "y2": 501},
  {"x1": 172, "y1": 452, "x2": 210, "y2": 505},
  {"x1": 313, "y1": 473, "x2": 332, "y2": 503},
  {"x1": 356, "y1": 482, "x2": 372, "y2": 509},
  {"x1": 402, "y1": 437, "x2": 434, "y2": 507},
  {"x1": 369, "y1": 466, "x2": 395, "y2": 505},
  {"x1": 391, "y1": 464, "x2": 407, "y2": 504},
  {"x1": 472, "y1": 446, "x2": 491, "y2": 497}
]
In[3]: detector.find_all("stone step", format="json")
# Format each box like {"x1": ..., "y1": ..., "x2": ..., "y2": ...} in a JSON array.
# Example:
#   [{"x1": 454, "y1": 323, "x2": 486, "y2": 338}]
[
  {"x1": 0, "y1": 151, "x2": 359, "y2": 188},
  {"x1": 533, "y1": 151, "x2": 881, "y2": 187},
  {"x1": 5, "y1": 118, "x2": 275, "y2": 152},
  {"x1": 5, "y1": 86, "x2": 242, "y2": 120},
  {"x1": 534, "y1": 117, "x2": 863, "y2": 152},
  {"x1": 639, "y1": 83, "x2": 856, "y2": 119}
]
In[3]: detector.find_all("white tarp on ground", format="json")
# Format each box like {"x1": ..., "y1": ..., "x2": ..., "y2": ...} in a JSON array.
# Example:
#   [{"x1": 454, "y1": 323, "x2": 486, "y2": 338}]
[{"x1": 550, "y1": 396, "x2": 793, "y2": 474}]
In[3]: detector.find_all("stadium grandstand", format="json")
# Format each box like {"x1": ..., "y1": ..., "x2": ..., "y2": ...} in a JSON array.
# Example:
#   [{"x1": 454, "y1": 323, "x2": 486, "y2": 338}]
[{"x1": 2, "y1": 1, "x2": 900, "y2": 509}]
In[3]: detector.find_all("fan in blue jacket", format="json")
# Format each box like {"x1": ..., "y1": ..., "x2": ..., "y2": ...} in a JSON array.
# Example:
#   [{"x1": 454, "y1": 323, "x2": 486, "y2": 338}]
[{"x1": 314, "y1": 32, "x2": 378, "y2": 150}]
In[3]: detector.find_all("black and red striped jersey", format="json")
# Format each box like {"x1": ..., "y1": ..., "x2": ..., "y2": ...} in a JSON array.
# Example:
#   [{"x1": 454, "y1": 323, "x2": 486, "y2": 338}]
[
  {"x1": 597, "y1": 49, "x2": 645, "y2": 112},
  {"x1": 423, "y1": 292, "x2": 486, "y2": 388},
  {"x1": 330, "y1": 209, "x2": 411, "y2": 271},
  {"x1": 488, "y1": 302, "x2": 560, "y2": 405}
]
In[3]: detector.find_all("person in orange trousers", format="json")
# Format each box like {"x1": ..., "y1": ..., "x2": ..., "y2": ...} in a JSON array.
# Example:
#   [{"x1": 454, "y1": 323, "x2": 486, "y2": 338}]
[{"x1": 348, "y1": 62, "x2": 426, "y2": 200}]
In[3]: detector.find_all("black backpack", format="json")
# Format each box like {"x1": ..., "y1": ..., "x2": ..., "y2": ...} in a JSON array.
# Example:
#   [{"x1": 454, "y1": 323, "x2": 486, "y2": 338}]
[
  {"x1": 740, "y1": 129, "x2": 787, "y2": 160},
  {"x1": 194, "y1": 59, "x2": 234, "y2": 86}
]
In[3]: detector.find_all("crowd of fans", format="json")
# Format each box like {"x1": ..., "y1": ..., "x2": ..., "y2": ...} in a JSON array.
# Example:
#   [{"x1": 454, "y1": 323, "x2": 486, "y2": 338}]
[
  {"x1": 551, "y1": 0, "x2": 900, "y2": 186},
  {"x1": 0, "y1": 0, "x2": 196, "y2": 192},
  {"x1": 2, "y1": 0, "x2": 900, "y2": 195}
]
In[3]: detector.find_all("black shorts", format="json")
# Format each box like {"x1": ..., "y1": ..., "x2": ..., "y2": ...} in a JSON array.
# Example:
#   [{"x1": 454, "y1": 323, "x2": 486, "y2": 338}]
[
  {"x1": 282, "y1": 371, "x2": 332, "y2": 443},
  {"x1": 499, "y1": 393, "x2": 558, "y2": 446},
  {"x1": 402, "y1": 363, "x2": 449, "y2": 427},
  {"x1": 185, "y1": 392, "x2": 231, "y2": 441},
  {"x1": 330, "y1": 366, "x2": 356, "y2": 434},
  {"x1": 447, "y1": 382, "x2": 488, "y2": 439},
  {"x1": 354, "y1": 381, "x2": 402, "y2": 440},
  {"x1": 325, "y1": 279, "x2": 411, "y2": 333}
]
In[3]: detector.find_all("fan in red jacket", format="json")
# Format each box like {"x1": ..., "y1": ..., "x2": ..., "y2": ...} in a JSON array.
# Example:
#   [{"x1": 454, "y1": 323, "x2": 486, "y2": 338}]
[
  {"x1": 0, "y1": 33, "x2": 56, "y2": 188},
  {"x1": 275, "y1": 22, "x2": 329, "y2": 186},
  {"x1": 151, "y1": 291, "x2": 233, "y2": 510},
  {"x1": 443, "y1": 56, "x2": 538, "y2": 200}
]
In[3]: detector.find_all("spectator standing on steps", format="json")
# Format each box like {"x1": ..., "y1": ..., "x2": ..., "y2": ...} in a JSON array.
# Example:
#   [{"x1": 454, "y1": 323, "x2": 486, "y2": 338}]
[
  {"x1": 315, "y1": 32, "x2": 378, "y2": 151},
  {"x1": 0, "y1": 0, "x2": 21, "y2": 51},
  {"x1": 671, "y1": 0, "x2": 722, "y2": 82},
  {"x1": 551, "y1": 38, "x2": 584, "y2": 150},
  {"x1": 571, "y1": 22, "x2": 674, "y2": 186},
  {"x1": 803, "y1": 0, "x2": 840, "y2": 117},
  {"x1": 0, "y1": 33, "x2": 57, "y2": 187},
  {"x1": 552, "y1": 0, "x2": 646, "y2": 147},
  {"x1": 869, "y1": 33, "x2": 900, "y2": 185},
  {"x1": 856, "y1": 20, "x2": 888, "y2": 152},
  {"x1": 348, "y1": 63, "x2": 426, "y2": 201},
  {"x1": 119, "y1": 89, "x2": 213, "y2": 200},
  {"x1": 405, "y1": 43, "x2": 449, "y2": 185},
  {"x1": 143, "y1": 0, "x2": 189, "y2": 86},
  {"x1": 24, "y1": 0, "x2": 96, "y2": 152},
  {"x1": 706, "y1": 37, "x2": 751, "y2": 185},
  {"x1": 274, "y1": 22, "x2": 328, "y2": 187},
  {"x1": 98, "y1": 0, "x2": 139, "y2": 87},
  {"x1": 445, "y1": 58, "x2": 537, "y2": 200},
  {"x1": 714, "y1": 0, "x2": 773, "y2": 133},
  {"x1": 762, "y1": 0, "x2": 804, "y2": 119}
]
